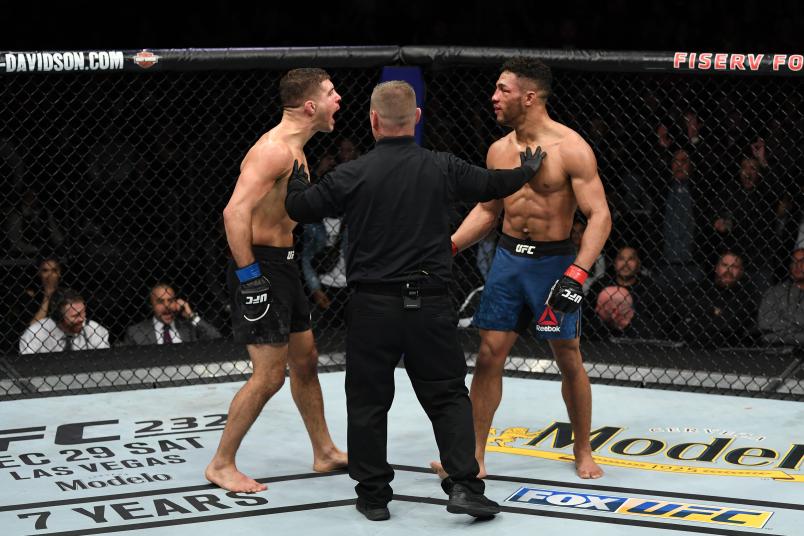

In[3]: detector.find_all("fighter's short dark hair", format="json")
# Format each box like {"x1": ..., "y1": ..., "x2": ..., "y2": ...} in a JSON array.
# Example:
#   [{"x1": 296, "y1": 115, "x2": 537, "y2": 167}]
[
  {"x1": 279, "y1": 68, "x2": 330, "y2": 108},
  {"x1": 501, "y1": 58, "x2": 552, "y2": 99}
]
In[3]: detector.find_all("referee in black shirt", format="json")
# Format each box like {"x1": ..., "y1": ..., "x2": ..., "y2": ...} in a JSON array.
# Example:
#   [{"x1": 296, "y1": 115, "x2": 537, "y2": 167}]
[{"x1": 285, "y1": 80, "x2": 545, "y2": 521}]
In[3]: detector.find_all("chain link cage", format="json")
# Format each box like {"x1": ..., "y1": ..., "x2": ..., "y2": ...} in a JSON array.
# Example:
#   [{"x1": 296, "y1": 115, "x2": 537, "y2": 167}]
[{"x1": 1, "y1": 47, "x2": 802, "y2": 400}]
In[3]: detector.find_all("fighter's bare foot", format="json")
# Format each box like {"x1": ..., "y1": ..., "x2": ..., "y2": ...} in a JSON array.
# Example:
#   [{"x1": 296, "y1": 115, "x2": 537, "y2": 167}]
[
  {"x1": 477, "y1": 461, "x2": 488, "y2": 479},
  {"x1": 429, "y1": 461, "x2": 487, "y2": 480},
  {"x1": 205, "y1": 462, "x2": 267, "y2": 492},
  {"x1": 313, "y1": 448, "x2": 348, "y2": 472},
  {"x1": 573, "y1": 448, "x2": 603, "y2": 479},
  {"x1": 430, "y1": 461, "x2": 448, "y2": 479}
]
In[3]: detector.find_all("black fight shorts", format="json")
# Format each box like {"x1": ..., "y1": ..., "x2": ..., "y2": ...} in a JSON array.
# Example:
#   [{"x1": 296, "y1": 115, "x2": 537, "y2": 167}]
[{"x1": 227, "y1": 246, "x2": 311, "y2": 344}]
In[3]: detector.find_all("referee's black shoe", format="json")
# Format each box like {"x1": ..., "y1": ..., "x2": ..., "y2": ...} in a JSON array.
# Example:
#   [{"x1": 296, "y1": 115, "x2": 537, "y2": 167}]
[
  {"x1": 446, "y1": 484, "x2": 501, "y2": 518},
  {"x1": 356, "y1": 499, "x2": 390, "y2": 521}
]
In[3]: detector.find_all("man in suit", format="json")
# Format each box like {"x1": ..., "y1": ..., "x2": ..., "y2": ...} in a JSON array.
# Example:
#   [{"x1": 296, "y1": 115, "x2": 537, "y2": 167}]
[
  {"x1": 124, "y1": 283, "x2": 221, "y2": 345},
  {"x1": 20, "y1": 288, "x2": 110, "y2": 354}
]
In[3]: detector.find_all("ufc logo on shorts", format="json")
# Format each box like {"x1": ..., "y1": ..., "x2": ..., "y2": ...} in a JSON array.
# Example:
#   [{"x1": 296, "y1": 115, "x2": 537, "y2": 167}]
[
  {"x1": 245, "y1": 293, "x2": 268, "y2": 305},
  {"x1": 561, "y1": 289, "x2": 582, "y2": 303},
  {"x1": 515, "y1": 244, "x2": 536, "y2": 255},
  {"x1": 287, "y1": 251, "x2": 295, "y2": 260}
]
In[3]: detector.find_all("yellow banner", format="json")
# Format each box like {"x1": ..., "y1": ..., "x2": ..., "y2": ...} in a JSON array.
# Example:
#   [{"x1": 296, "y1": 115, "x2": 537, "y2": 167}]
[{"x1": 485, "y1": 445, "x2": 804, "y2": 482}]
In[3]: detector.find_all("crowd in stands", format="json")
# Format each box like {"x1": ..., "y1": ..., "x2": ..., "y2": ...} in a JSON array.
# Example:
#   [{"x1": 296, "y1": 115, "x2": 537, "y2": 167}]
[
  {"x1": 579, "y1": 102, "x2": 803, "y2": 349},
  {"x1": 15, "y1": 256, "x2": 221, "y2": 354}
]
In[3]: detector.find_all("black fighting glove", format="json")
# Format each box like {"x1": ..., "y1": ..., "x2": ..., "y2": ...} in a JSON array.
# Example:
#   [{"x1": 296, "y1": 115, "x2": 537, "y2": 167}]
[
  {"x1": 519, "y1": 146, "x2": 547, "y2": 177},
  {"x1": 235, "y1": 263, "x2": 272, "y2": 322},
  {"x1": 546, "y1": 264, "x2": 588, "y2": 314},
  {"x1": 287, "y1": 159, "x2": 310, "y2": 194}
]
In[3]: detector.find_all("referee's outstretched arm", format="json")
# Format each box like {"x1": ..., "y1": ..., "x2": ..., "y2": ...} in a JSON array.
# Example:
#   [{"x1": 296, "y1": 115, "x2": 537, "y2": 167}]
[
  {"x1": 446, "y1": 145, "x2": 545, "y2": 203},
  {"x1": 285, "y1": 148, "x2": 546, "y2": 222}
]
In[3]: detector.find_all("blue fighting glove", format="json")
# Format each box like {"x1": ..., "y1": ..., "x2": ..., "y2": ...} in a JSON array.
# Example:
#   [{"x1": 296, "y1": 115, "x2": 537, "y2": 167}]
[{"x1": 235, "y1": 262, "x2": 272, "y2": 322}]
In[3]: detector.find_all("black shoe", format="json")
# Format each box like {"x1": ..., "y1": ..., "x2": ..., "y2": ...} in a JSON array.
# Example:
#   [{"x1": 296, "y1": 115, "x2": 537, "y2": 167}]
[
  {"x1": 356, "y1": 500, "x2": 390, "y2": 521},
  {"x1": 446, "y1": 484, "x2": 501, "y2": 518}
]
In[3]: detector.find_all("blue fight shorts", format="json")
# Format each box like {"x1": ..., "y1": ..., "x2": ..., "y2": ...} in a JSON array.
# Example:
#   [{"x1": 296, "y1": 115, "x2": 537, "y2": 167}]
[{"x1": 473, "y1": 234, "x2": 581, "y2": 339}]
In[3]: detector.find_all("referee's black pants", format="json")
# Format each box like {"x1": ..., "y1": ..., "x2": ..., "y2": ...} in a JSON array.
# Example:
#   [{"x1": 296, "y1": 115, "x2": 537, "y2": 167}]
[{"x1": 345, "y1": 290, "x2": 484, "y2": 507}]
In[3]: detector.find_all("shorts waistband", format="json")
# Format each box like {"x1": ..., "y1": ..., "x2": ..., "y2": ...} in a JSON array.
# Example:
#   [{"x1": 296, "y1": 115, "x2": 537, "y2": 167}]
[
  {"x1": 252, "y1": 245, "x2": 297, "y2": 262},
  {"x1": 352, "y1": 282, "x2": 448, "y2": 296},
  {"x1": 498, "y1": 233, "x2": 575, "y2": 258}
]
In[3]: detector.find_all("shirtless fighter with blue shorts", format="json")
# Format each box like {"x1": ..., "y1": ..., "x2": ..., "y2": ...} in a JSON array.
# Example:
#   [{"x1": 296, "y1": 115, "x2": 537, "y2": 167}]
[{"x1": 434, "y1": 57, "x2": 611, "y2": 479}]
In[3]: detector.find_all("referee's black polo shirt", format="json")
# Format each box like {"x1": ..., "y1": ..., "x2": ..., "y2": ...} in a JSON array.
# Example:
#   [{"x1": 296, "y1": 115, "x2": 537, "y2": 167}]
[{"x1": 285, "y1": 136, "x2": 530, "y2": 286}]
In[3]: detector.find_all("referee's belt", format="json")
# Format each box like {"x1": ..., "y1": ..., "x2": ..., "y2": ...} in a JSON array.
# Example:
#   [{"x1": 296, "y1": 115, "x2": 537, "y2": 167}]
[{"x1": 353, "y1": 282, "x2": 448, "y2": 296}]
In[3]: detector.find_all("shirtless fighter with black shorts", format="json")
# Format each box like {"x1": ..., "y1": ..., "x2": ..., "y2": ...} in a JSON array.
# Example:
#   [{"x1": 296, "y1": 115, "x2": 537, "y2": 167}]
[{"x1": 205, "y1": 68, "x2": 347, "y2": 492}]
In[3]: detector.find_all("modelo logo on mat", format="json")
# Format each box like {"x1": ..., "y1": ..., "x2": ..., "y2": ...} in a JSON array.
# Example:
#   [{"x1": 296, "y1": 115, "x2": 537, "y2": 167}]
[
  {"x1": 486, "y1": 422, "x2": 804, "y2": 482},
  {"x1": 506, "y1": 487, "x2": 773, "y2": 529}
]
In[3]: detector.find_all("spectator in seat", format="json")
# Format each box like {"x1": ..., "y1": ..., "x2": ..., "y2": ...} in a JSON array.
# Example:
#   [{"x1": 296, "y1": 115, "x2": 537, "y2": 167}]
[
  {"x1": 17, "y1": 257, "x2": 63, "y2": 329},
  {"x1": 123, "y1": 283, "x2": 221, "y2": 345},
  {"x1": 19, "y1": 288, "x2": 109, "y2": 354},
  {"x1": 586, "y1": 246, "x2": 662, "y2": 339},
  {"x1": 670, "y1": 251, "x2": 758, "y2": 349},
  {"x1": 710, "y1": 157, "x2": 778, "y2": 289},
  {"x1": 758, "y1": 248, "x2": 804, "y2": 346},
  {"x1": 657, "y1": 149, "x2": 706, "y2": 287},
  {"x1": 336, "y1": 136, "x2": 360, "y2": 164}
]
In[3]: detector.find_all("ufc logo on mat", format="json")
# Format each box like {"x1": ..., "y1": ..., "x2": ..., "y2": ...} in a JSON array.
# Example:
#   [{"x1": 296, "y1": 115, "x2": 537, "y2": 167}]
[
  {"x1": 515, "y1": 244, "x2": 536, "y2": 255},
  {"x1": 561, "y1": 289, "x2": 582, "y2": 303},
  {"x1": 246, "y1": 294, "x2": 268, "y2": 305}
]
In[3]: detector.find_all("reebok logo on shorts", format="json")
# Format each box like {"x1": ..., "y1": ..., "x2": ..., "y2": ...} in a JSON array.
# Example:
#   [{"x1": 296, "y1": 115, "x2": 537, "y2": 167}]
[{"x1": 536, "y1": 307, "x2": 560, "y2": 332}]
